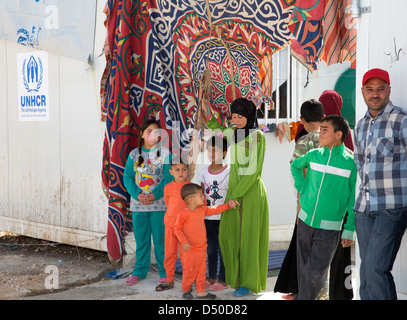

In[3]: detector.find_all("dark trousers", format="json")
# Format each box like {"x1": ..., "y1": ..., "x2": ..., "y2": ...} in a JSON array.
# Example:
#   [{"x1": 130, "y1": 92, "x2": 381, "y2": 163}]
[
  {"x1": 205, "y1": 220, "x2": 225, "y2": 282},
  {"x1": 295, "y1": 219, "x2": 341, "y2": 300}
]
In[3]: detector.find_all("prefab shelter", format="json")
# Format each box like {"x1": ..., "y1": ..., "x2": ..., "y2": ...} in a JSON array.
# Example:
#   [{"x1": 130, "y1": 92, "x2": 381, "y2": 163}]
[
  {"x1": 0, "y1": 0, "x2": 108, "y2": 252},
  {"x1": 1, "y1": 0, "x2": 356, "y2": 273}
]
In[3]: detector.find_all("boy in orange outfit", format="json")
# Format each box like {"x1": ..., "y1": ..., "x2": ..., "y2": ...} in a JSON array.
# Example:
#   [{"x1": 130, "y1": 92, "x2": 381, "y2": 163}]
[
  {"x1": 156, "y1": 157, "x2": 190, "y2": 291},
  {"x1": 174, "y1": 183, "x2": 239, "y2": 299}
]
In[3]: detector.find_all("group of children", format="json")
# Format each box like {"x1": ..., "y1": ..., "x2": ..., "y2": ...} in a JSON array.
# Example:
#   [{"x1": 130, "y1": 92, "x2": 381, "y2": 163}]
[
  {"x1": 123, "y1": 91, "x2": 357, "y2": 300},
  {"x1": 123, "y1": 119, "x2": 236, "y2": 299}
]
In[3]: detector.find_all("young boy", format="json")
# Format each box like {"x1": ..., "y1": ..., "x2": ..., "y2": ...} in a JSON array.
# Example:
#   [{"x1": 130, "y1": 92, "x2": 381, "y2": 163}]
[
  {"x1": 174, "y1": 183, "x2": 239, "y2": 299},
  {"x1": 198, "y1": 135, "x2": 230, "y2": 291},
  {"x1": 290, "y1": 115, "x2": 357, "y2": 300},
  {"x1": 156, "y1": 157, "x2": 190, "y2": 291},
  {"x1": 275, "y1": 99, "x2": 325, "y2": 300},
  {"x1": 291, "y1": 99, "x2": 325, "y2": 162}
]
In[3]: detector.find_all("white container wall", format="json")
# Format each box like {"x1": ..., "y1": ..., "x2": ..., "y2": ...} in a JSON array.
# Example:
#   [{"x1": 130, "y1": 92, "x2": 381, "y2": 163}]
[{"x1": 0, "y1": 0, "x2": 108, "y2": 251}]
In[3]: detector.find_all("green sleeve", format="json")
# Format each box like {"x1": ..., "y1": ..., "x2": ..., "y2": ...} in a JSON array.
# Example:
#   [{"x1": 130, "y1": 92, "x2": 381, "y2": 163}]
[
  {"x1": 123, "y1": 153, "x2": 142, "y2": 200},
  {"x1": 290, "y1": 153, "x2": 310, "y2": 192},
  {"x1": 229, "y1": 131, "x2": 266, "y2": 200},
  {"x1": 151, "y1": 153, "x2": 174, "y2": 200},
  {"x1": 207, "y1": 115, "x2": 235, "y2": 145}
]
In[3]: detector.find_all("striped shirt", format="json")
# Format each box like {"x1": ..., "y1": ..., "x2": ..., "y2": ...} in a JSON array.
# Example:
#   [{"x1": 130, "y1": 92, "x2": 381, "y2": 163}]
[{"x1": 354, "y1": 103, "x2": 407, "y2": 212}]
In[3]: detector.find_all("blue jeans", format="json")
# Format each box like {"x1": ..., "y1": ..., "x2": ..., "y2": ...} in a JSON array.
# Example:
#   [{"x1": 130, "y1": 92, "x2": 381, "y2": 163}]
[{"x1": 356, "y1": 207, "x2": 407, "y2": 300}]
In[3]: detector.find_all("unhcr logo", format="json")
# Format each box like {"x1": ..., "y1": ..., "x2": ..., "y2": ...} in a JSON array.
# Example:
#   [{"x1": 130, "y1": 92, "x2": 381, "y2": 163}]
[
  {"x1": 22, "y1": 55, "x2": 43, "y2": 93},
  {"x1": 20, "y1": 55, "x2": 47, "y2": 110},
  {"x1": 18, "y1": 51, "x2": 49, "y2": 121}
]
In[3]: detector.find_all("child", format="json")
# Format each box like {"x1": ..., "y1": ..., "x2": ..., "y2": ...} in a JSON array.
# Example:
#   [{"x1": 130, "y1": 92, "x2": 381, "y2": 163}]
[
  {"x1": 123, "y1": 119, "x2": 173, "y2": 287},
  {"x1": 290, "y1": 115, "x2": 357, "y2": 300},
  {"x1": 174, "y1": 183, "x2": 239, "y2": 299},
  {"x1": 198, "y1": 134, "x2": 230, "y2": 291},
  {"x1": 291, "y1": 99, "x2": 324, "y2": 162},
  {"x1": 156, "y1": 157, "x2": 190, "y2": 291},
  {"x1": 274, "y1": 99, "x2": 324, "y2": 299}
]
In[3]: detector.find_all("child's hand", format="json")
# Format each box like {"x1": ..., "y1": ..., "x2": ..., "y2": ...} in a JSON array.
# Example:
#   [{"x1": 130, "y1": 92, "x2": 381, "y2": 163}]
[
  {"x1": 137, "y1": 193, "x2": 154, "y2": 205},
  {"x1": 145, "y1": 193, "x2": 155, "y2": 202},
  {"x1": 182, "y1": 242, "x2": 191, "y2": 252},
  {"x1": 228, "y1": 200, "x2": 240, "y2": 209},
  {"x1": 341, "y1": 239, "x2": 354, "y2": 248}
]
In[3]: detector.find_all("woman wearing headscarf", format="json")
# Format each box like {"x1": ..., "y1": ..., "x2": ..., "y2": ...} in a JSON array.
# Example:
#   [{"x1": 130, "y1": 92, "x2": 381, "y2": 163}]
[
  {"x1": 204, "y1": 97, "x2": 269, "y2": 296},
  {"x1": 319, "y1": 90, "x2": 354, "y2": 151}
]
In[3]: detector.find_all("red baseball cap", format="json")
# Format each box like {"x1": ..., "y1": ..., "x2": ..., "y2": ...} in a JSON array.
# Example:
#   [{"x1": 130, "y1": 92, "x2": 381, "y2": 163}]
[{"x1": 362, "y1": 68, "x2": 390, "y2": 86}]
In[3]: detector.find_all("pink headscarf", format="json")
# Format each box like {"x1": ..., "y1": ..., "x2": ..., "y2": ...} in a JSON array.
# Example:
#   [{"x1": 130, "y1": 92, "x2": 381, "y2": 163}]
[
  {"x1": 294, "y1": 90, "x2": 354, "y2": 151},
  {"x1": 319, "y1": 90, "x2": 354, "y2": 151}
]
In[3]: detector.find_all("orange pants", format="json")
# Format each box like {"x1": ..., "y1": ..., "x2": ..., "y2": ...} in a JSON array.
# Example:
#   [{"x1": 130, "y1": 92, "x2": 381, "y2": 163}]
[
  {"x1": 181, "y1": 250, "x2": 207, "y2": 293},
  {"x1": 164, "y1": 227, "x2": 183, "y2": 282}
]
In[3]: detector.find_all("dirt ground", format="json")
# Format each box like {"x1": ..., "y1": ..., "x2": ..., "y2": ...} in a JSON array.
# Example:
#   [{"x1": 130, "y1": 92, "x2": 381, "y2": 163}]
[
  {"x1": 0, "y1": 231, "x2": 114, "y2": 299},
  {"x1": 0, "y1": 231, "x2": 287, "y2": 301}
]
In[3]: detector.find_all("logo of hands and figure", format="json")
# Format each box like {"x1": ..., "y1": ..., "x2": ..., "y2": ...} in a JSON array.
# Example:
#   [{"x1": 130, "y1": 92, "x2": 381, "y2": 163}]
[{"x1": 22, "y1": 55, "x2": 43, "y2": 93}]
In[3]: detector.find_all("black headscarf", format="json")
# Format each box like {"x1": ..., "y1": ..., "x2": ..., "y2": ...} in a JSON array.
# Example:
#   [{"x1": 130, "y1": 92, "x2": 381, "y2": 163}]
[{"x1": 230, "y1": 97, "x2": 258, "y2": 142}]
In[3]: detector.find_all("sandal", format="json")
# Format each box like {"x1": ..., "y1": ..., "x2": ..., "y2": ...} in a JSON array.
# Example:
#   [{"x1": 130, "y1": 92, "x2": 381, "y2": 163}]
[
  {"x1": 209, "y1": 282, "x2": 229, "y2": 291},
  {"x1": 196, "y1": 292, "x2": 216, "y2": 300},
  {"x1": 233, "y1": 287, "x2": 250, "y2": 297},
  {"x1": 158, "y1": 277, "x2": 167, "y2": 284},
  {"x1": 155, "y1": 281, "x2": 174, "y2": 292},
  {"x1": 182, "y1": 292, "x2": 194, "y2": 299},
  {"x1": 126, "y1": 275, "x2": 141, "y2": 286}
]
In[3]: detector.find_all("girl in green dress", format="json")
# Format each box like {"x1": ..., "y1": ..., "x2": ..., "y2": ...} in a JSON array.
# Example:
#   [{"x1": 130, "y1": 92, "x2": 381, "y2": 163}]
[{"x1": 204, "y1": 97, "x2": 269, "y2": 296}]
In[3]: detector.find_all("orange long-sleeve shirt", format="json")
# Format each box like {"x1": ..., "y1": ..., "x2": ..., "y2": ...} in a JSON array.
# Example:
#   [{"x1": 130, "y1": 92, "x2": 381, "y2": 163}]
[
  {"x1": 163, "y1": 181, "x2": 190, "y2": 228},
  {"x1": 174, "y1": 203, "x2": 230, "y2": 252}
]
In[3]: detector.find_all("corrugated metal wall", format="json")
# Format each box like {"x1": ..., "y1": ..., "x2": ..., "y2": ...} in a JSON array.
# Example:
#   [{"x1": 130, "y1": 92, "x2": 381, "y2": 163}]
[{"x1": 0, "y1": 2, "x2": 108, "y2": 251}]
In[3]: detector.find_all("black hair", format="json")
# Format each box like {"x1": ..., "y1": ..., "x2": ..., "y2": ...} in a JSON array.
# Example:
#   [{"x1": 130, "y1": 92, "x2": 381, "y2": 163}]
[
  {"x1": 137, "y1": 119, "x2": 161, "y2": 167},
  {"x1": 300, "y1": 99, "x2": 324, "y2": 122},
  {"x1": 321, "y1": 114, "x2": 350, "y2": 142},
  {"x1": 181, "y1": 183, "x2": 202, "y2": 201},
  {"x1": 206, "y1": 135, "x2": 229, "y2": 155},
  {"x1": 170, "y1": 155, "x2": 189, "y2": 168}
]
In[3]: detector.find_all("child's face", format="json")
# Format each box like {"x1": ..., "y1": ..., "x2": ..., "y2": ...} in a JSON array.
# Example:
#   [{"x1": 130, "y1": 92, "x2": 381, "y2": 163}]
[
  {"x1": 170, "y1": 163, "x2": 189, "y2": 183},
  {"x1": 319, "y1": 121, "x2": 342, "y2": 149},
  {"x1": 207, "y1": 146, "x2": 226, "y2": 165},
  {"x1": 142, "y1": 124, "x2": 161, "y2": 148},
  {"x1": 188, "y1": 190, "x2": 205, "y2": 207}
]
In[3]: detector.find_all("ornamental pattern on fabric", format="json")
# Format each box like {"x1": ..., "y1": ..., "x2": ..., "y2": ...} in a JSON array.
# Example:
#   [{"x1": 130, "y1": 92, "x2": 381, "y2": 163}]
[
  {"x1": 100, "y1": 0, "x2": 293, "y2": 261},
  {"x1": 99, "y1": 0, "x2": 357, "y2": 261}
]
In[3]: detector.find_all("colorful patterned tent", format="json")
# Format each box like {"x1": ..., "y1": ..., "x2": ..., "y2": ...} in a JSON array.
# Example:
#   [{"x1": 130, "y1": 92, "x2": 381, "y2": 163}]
[
  {"x1": 100, "y1": 0, "x2": 357, "y2": 262},
  {"x1": 289, "y1": 0, "x2": 357, "y2": 71}
]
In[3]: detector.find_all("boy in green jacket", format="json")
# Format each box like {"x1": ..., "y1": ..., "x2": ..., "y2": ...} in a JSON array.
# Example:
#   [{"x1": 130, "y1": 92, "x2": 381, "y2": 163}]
[{"x1": 291, "y1": 114, "x2": 357, "y2": 300}]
